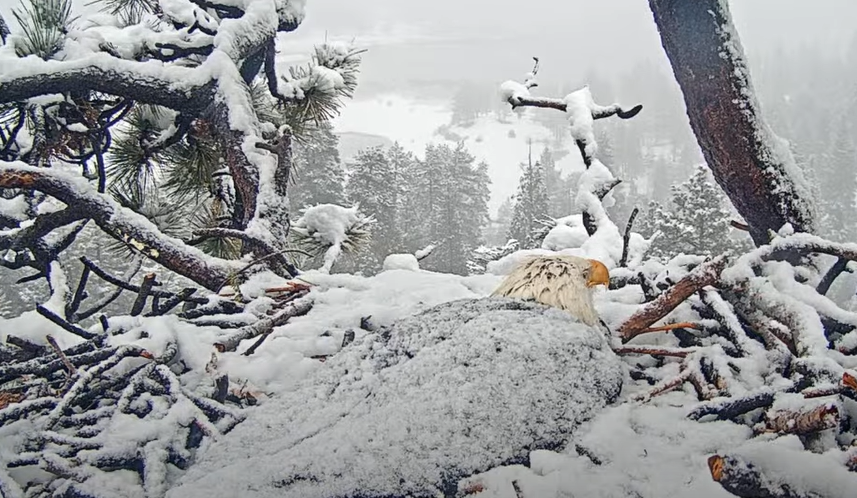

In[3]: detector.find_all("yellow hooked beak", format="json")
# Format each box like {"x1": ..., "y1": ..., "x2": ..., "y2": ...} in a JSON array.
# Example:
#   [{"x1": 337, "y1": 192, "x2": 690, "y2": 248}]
[{"x1": 586, "y1": 259, "x2": 610, "y2": 287}]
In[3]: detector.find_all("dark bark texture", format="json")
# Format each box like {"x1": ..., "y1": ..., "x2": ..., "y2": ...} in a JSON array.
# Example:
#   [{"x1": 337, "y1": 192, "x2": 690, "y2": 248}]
[{"x1": 648, "y1": 0, "x2": 815, "y2": 245}]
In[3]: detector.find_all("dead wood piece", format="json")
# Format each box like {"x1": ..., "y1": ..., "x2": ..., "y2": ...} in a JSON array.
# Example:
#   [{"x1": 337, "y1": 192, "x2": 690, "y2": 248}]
[
  {"x1": 761, "y1": 402, "x2": 839, "y2": 435},
  {"x1": 619, "y1": 256, "x2": 727, "y2": 343},
  {"x1": 35, "y1": 304, "x2": 102, "y2": 342},
  {"x1": 341, "y1": 329, "x2": 356, "y2": 348},
  {"x1": 0, "y1": 391, "x2": 24, "y2": 410},
  {"x1": 130, "y1": 273, "x2": 156, "y2": 316},
  {"x1": 45, "y1": 335, "x2": 76, "y2": 375},
  {"x1": 619, "y1": 207, "x2": 640, "y2": 268},
  {"x1": 843, "y1": 372, "x2": 857, "y2": 392},
  {"x1": 613, "y1": 346, "x2": 697, "y2": 358},
  {"x1": 215, "y1": 293, "x2": 312, "y2": 353},
  {"x1": 634, "y1": 368, "x2": 692, "y2": 402},
  {"x1": 689, "y1": 389, "x2": 780, "y2": 421},
  {"x1": 801, "y1": 385, "x2": 841, "y2": 399},
  {"x1": 708, "y1": 454, "x2": 817, "y2": 498}
]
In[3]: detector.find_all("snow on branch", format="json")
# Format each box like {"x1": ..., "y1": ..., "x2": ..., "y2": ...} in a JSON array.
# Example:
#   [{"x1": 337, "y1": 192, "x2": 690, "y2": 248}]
[
  {"x1": 0, "y1": 161, "x2": 243, "y2": 291},
  {"x1": 501, "y1": 63, "x2": 642, "y2": 166},
  {"x1": 0, "y1": 54, "x2": 212, "y2": 109}
]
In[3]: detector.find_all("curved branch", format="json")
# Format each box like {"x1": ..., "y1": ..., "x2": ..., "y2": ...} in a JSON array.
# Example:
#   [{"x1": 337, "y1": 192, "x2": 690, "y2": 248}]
[
  {"x1": 0, "y1": 55, "x2": 214, "y2": 110},
  {"x1": 0, "y1": 162, "x2": 242, "y2": 291}
]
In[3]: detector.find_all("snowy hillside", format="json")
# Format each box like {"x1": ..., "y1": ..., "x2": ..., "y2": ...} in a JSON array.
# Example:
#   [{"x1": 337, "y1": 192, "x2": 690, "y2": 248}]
[{"x1": 332, "y1": 94, "x2": 585, "y2": 215}]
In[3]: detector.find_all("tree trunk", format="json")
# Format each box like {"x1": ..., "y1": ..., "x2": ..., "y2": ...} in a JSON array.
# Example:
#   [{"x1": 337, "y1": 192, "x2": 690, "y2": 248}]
[{"x1": 647, "y1": 0, "x2": 816, "y2": 245}]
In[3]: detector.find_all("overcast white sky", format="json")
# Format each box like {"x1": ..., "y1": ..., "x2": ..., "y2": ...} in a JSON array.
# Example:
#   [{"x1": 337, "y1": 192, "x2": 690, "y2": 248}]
[{"x1": 1, "y1": 0, "x2": 854, "y2": 95}]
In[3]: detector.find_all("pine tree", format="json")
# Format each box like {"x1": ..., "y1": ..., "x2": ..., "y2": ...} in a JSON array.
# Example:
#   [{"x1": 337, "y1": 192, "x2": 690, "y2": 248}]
[
  {"x1": 638, "y1": 165, "x2": 751, "y2": 259},
  {"x1": 291, "y1": 121, "x2": 346, "y2": 210},
  {"x1": 508, "y1": 152, "x2": 550, "y2": 249},
  {"x1": 386, "y1": 142, "x2": 416, "y2": 249},
  {"x1": 345, "y1": 146, "x2": 400, "y2": 272}
]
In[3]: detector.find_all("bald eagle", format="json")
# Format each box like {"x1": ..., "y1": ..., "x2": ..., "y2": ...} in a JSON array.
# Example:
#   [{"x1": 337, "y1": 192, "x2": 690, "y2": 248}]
[{"x1": 491, "y1": 255, "x2": 609, "y2": 326}]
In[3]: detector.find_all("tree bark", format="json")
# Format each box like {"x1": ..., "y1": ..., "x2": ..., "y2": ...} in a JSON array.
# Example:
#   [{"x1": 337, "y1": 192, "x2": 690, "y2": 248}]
[{"x1": 647, "y1": 0, "x2": 816, "y2": 245}]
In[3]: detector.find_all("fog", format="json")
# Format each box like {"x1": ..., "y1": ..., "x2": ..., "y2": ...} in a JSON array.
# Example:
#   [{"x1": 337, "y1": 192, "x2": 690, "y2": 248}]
[{"x1": 282, "y1": 0, "x2": 857, "y2": 96}]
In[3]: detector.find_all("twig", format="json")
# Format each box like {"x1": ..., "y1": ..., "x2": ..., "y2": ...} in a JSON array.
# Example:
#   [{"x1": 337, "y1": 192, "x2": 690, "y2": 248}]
[
  {"x1": 614, "y1": 345, "x2": 698, "y2": 358},
  {"x1": 688, "y1": 387, "x2": 777, "y2": 421},
  {"x1": 45, "y1": 335, "x2": 76, "y2": 376},
  {"x1": 216, "y1": 294, "x2": 313, "y2": 352},
  {"x1": 66, "y1": 265, "x2": 91, "y2": 321},
  {"x1": 730, "y1": 220, "x2": 750, "y2": 231},
  {"x1": 634, "y1": 367, "x2": 693, "y2": 402},
  {"x1": 619, "y1": 207, "x2": 640, "y2": 267},
  {"x1": 816, "y1": 257, "x2": 849, "y2": 296},
  {"x1": 80, "y1": 256, "x2": 206, "y2": 304},
  {"x1": 36, "y1": 304, "x2": 101, "y2": 342},
  {"x1": 146, "y1": 287, "x2": 198, "y2": 316},
  {"x1": 130, "y1": 273, "x2": 156, "y2": 316}
]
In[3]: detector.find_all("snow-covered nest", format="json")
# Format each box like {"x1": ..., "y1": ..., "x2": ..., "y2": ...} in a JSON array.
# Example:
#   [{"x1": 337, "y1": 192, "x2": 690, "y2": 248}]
[{"x1": 168, "y1": 298, "x2": 623, "y2": 498}]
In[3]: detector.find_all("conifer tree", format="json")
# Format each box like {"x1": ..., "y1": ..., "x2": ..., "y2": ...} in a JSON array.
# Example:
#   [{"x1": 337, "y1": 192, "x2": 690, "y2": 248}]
[
  {"x1": 638, "y1": 165, "x2": 751, "y2": 259},
  {"x1": 291, "y1": 121, "x2": 346, "y2": 210},
  {"x1": 345, "y1": 146, "x2": 400, "y2": 272},
  {"x1": 508, "y1": 153, "x2": 550, "y2": 249},
  {"x1": 540, "y1": 148, "x2": 573, "y2": 218}
]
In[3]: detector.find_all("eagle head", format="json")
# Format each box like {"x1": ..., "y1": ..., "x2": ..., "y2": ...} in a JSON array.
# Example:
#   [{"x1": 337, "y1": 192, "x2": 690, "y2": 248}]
[
  {"x1": 585, "y1": 259, "x2": 610, "y2": 288},
  {"x1": 491, "y1": 255, "x2": 609, "y2": 326}
]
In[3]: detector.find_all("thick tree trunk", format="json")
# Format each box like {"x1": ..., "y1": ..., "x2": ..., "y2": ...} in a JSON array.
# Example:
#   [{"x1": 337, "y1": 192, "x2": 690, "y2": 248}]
[{"x1": 647, "y1": 0, "x2": 816, "y2": 245}]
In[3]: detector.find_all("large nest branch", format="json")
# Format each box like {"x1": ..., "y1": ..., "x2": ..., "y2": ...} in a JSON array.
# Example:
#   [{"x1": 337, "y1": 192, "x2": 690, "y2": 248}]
[
  {"x1": 618, "y1": 255, "x2": 728, "y2": 342},
  {"x1": 0, "y1": 55, "x2": 213, "y2": 110}
]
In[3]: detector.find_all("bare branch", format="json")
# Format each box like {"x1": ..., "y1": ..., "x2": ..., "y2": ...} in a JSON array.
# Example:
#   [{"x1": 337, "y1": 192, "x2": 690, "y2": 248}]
[
  {"x1": 620, "y1": 207, "x2": 640, "y2": 267},
  {"x1": 35, "y1": 304, "x2": 102, "y2": 342}
]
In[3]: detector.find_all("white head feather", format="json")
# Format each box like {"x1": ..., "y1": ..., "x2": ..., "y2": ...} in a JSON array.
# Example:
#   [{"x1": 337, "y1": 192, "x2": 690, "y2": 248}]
[{"x1": 491, "y1": 255, "x2": 602, "y2": 326}]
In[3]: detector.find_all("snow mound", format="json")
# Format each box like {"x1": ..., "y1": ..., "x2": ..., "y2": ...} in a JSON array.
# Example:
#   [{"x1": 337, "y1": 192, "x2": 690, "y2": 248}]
[
  {"x1": 382, "y1": 253, "x2": 420, "y2": 271},
  {"x1": 169, "y1": 298, "x2": 623, "y2": 498},
  {"x1": 294, "y1": 204, "x2": 361, "y2": 247}
]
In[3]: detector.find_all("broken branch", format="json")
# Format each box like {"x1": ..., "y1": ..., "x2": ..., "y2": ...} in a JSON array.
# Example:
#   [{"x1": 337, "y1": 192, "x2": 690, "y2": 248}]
[{"x1": 618, "y1": 256, "x2": 727, "y2": 342}]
